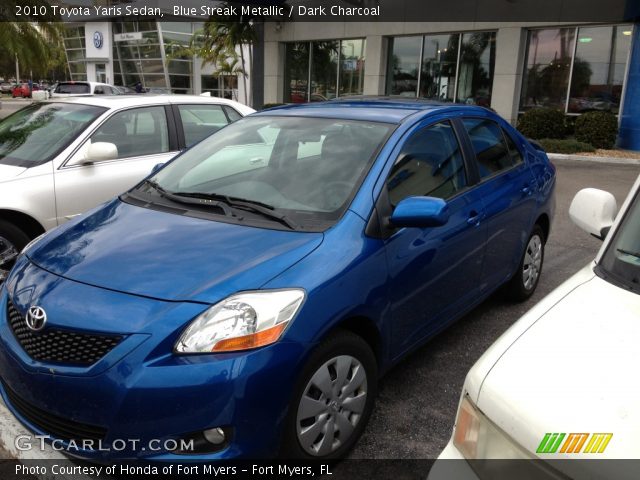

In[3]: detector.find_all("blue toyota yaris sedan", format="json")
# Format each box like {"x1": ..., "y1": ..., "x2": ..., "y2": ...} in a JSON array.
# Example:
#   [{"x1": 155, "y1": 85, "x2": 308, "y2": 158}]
[{"x1": 0, "y1": 99, "x2": 555, "y2": 460}]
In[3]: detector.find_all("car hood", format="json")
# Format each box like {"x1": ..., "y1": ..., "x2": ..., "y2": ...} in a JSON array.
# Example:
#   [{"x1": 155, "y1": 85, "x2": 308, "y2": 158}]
[
  {"x1": 27, "y1": 199, "x2": 323, "y2": 304},
  {"x1": 477, "y1": 273, "x2": 640, "y2": 462},
  {"x1": 0, "y1": 164, "x2": 27, "y2": 181}
]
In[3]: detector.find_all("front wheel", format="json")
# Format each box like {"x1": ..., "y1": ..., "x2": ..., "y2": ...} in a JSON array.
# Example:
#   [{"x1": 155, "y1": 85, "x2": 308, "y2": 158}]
[
  {"x1": 505, "y1": 225, "x2": 545, "y2": 302},
  {"x1": 281, "y1": 330, "x2": 377, "y2": 459}
]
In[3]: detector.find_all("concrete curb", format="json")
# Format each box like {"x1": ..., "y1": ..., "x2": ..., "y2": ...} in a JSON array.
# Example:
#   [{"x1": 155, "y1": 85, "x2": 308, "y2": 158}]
[{"x1": 548, "y1": 153, "x2": 640, "y2": 165}]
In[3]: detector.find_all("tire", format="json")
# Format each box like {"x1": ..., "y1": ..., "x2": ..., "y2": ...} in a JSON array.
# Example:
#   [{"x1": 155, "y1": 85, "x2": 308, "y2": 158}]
[
  {"x1": 505, "y1": 224, "x2": 545, "y2": 302},
  {"x1": 0, "y1": 220, "x2": 30, "y2": 272},
  {"x1": 281, "y1": 330, "x2": 378, "y2": 459}
]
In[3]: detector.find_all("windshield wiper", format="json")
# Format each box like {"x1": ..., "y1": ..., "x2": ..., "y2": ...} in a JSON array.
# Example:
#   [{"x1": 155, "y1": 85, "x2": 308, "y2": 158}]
[
  {"x1": 142, "y1": 180, "x2": 234, "y2": 217},
  {"x1": 177, "y1": 192, "x2": 298, "y2": 230},
  {"x1": 617, "y1": 248, "x2": 640, "y2": 259}
]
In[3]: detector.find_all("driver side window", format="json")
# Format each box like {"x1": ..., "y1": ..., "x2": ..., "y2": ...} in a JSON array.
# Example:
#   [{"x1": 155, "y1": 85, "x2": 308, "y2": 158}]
[{"x1": 387, "y1": 121, "x2": 467, "y2": 205}]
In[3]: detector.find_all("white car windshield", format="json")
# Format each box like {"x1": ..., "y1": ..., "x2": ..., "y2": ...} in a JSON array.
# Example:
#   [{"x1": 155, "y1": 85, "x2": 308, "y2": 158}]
[
  {"x1": 144, "y1": 115, "x2": 393, "y2": 231},
  {"x1": 0, "y1": 103, "x2": 105, "y2": 167},
  {"x1": 600, "y1": 187, "x2": 640, "y2": 294}
]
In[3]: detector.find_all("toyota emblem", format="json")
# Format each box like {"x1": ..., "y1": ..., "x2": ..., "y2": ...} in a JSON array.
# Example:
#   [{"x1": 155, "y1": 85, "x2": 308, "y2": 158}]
[{"x1": 26, "y1": 306, "x2": 47, "y2": 332}]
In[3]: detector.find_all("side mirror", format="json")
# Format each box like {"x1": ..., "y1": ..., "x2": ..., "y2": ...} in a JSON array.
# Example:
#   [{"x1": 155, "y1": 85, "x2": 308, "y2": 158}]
[
  {"x1": 85, "y1": 142, "x2": 118, "y2": 163},
  {"x1": 390, "y1": 196, "x2": 449, "y2": 229},
  {"x1": 569, "y1": 188, "x2": 617, "y2": 240},
  {"x1": 151, "y1": 163, "x2": 164, "y2": 174}
]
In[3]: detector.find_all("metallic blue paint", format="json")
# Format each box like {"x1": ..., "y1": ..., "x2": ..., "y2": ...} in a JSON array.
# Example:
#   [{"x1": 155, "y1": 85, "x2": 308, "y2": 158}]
[
  {"x1": 0, "y1": 102, "x2": 555, "y2": 460},
  {"x1": 390, "y1": 196, "x2": 449, "y2": 228}
]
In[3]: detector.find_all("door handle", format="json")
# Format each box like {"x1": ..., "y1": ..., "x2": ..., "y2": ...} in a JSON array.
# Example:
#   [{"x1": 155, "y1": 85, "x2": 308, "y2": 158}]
[
  {"x1": 467, "y1": 211, "x2": 482, "y2": 226},
  {"x1": 249, "y1": 157, "x2": 264, "y2": 164},
  {"x1": 521, "y1": 182, "x2": 535, "y2": 196}
]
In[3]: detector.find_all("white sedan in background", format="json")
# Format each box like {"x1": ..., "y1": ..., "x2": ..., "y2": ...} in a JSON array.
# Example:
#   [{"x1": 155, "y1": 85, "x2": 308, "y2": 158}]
[
  {"x1": 0, "y1": 95, "x2": 254, "y2": 279},
  {"x1": 430, "y1": 174, "x2": 640, "y2": 480}
]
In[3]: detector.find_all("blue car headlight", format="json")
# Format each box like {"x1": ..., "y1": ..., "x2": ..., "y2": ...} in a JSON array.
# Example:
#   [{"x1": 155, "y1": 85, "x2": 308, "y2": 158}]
[{"x1": 175, "y1": 289, "x2": 305, "y2": 353}]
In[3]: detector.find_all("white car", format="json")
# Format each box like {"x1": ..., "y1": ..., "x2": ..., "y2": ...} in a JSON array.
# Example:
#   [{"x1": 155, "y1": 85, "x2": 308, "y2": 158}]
[
  {"x1": 0, "y1": 95, "x2": 254, "y2": 279},
  {"x1": 51, "y1": 81, "x2": 119, "y2": 97},
  {"x1": 430, "y1": 175, "x2": 640, "y2": 480}
]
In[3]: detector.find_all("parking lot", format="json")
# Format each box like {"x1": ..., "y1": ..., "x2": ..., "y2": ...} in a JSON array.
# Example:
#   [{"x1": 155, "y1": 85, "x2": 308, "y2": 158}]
[
  {"x1": 0, "y1": 97, "x2": 28, "y2": 119},
  {"x1": 350, "y1": 158, "x2": 639, "y2": 459}
]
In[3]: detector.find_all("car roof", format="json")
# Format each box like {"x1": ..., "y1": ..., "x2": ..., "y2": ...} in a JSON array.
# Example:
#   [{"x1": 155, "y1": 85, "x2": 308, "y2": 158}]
[
  {"x1": 40, "y1": 94, "x2": 248, "y2": 109},
  {"x1": 254, "y1": 97, "x2": 493, "y2": 124}
]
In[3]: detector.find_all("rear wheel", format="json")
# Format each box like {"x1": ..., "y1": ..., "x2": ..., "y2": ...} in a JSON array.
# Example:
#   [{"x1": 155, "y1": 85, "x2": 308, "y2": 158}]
[
  {"x1": 0, "y1": 220, "x2": 30, "y2": 277},
  {"x1": 281, "y1": 330, "x2": 377, "y2": 459},
  {"x1": 506, "y1": 224, "x2": 545, "y2": 302}
]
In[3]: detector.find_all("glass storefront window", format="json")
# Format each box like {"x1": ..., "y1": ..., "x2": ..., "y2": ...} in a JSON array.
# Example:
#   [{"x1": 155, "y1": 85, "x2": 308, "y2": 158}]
[
  {"x1": 520, "y1": 25, "x2": 632, "y2": 114},
  {"x1": 387, "y1": 36, "x2": 422, "y2": 96},
  {"x1": 284, "y1": 42, "x2": 310, "y2": 103},
  {"x1": 386, "y1": 32, "x2": 496, "y2": 103},
  {"x1": 420, "y1": 34, "x2": 459, "y2": 101},
  {"x1": 520, "y1": 28, "x2": 576, "y2": 111},
  {"x1": 339, "y1": 39, "x2": 366, "y2": 97},
  {"x1": 457, "y1": 32, "x2": 496, "y2": 107},
  {"x1": 285, "y1": 39, "x2": 366, "y2": 103},
  {"x1": 568, "y1": 26, "x2": 632, "y2": 114},
  {"x1": 311, "y1": 41, "x2": 339, "y2": 101}
]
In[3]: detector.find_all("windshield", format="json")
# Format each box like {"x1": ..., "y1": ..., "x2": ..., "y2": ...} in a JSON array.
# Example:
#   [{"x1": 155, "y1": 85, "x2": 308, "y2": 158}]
[
  {"x1": 141, "y1": 115, "x2": 393, "y2": 231},
  {"x1": 0, "y1": 103, "x2": 106, "y2": 167},
  {"x1": 599, "y1": 186, "x2": 640, "y2": 294}
]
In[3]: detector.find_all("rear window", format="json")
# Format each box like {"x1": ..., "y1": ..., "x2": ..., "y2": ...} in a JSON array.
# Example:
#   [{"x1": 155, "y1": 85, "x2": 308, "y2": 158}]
[{"x1": 55, "y1": 83, "x2": 91, "y2": 94}]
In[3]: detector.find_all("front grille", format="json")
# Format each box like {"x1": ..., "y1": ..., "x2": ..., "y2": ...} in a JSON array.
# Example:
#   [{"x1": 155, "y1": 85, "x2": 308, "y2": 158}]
[
  {"x1": 3, "y1": 381, "x2": 107, "y2": 442},
  {"x1": 7, "y1": 300, "x2": 123, "y2": 366}
]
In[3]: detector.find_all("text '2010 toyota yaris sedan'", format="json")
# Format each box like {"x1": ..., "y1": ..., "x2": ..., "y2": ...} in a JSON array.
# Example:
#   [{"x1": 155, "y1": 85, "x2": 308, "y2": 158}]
[{"x1": 0, "y1": 99, "x2": 555, "y2": 460}]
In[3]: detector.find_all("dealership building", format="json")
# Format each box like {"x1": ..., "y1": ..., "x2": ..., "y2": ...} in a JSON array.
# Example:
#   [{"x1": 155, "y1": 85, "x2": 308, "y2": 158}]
[{"x1": 62, "y1": 1, "x2": 640, "y2": 149}]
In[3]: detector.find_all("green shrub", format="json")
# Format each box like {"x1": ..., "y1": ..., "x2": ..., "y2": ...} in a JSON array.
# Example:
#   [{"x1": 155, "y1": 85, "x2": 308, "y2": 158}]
[
  {"x1": 517, "y1": 108, "x2": 567, "y2": 139},
  {"x1": 537, "y1": 138, "x2": 595, "y2": 154},
  {"x1": 574, "y1": 111, "x2": 618, "y2": 149},
  {"x1": 260, "y1": 103, "x2": 286, "y2": 110}
]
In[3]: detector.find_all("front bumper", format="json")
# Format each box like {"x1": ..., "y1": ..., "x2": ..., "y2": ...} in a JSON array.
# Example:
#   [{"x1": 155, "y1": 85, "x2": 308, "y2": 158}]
[{"x1": 0, "y1": 258, "x2": 307, "y2": 461}]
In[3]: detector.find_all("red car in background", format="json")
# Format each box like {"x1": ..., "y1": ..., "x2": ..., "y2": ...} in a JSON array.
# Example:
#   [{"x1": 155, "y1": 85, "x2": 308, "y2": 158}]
[{"x1": 11, "y1": 83, "x2": 40, "y2": 98}]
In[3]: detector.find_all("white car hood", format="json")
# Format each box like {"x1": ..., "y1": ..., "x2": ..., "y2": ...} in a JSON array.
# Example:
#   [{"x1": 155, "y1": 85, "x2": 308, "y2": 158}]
[
  {"x1": 477, "y1": 272, "x2": 640, "y2": 465},
  {"x1": 0, "y1": 164, "x2": 27, "y2": 181}
]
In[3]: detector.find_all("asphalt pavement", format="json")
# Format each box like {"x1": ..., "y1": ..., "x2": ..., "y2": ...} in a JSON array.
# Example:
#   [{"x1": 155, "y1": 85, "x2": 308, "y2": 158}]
[
  {"x1": 350, "y1": 158, "x2": 640, "y2": 459},
  {"x1": 0, "y1": 97, "x2": 29, "y2": 119}
]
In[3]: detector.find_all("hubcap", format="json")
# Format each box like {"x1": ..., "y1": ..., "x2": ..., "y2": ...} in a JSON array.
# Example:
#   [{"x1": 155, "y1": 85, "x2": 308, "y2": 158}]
[
  {"x1": 522, "y1": 234, "x2": 543, "y2": 290},
  {"x1": 296, "y1": 355, "x2": 367, "y2": 456}
]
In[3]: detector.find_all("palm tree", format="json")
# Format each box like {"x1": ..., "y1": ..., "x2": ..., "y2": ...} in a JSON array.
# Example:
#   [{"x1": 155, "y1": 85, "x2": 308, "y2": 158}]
[
  {"x1": 168, "y1": 4, "x2": 257, "y2": 105},
  {"x1": 200, "y1": 15, "x2": 256, "y2": 105},
  {"x1": 0, "y1": 3, "x2": 62, "y2": 81},
  {"x1": 214, "y1": 54, "x2": 246, "y2": 100}
]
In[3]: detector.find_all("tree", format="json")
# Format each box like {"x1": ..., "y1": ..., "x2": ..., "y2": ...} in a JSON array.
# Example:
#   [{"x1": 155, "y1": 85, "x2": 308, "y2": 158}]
[
  {"x1": 214, "y1": 54, "x2": 246, "y2": 100},
  {"x1": 169, "y1": 3, "x2": 257, "y2": 104},
  {"x1": 0, "y1": 3, "x2": 63, "y2": 81}
]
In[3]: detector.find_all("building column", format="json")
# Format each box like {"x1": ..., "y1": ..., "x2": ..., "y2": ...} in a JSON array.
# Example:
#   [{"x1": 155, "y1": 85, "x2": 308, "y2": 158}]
[
  {"x1": 490, "y1": 27, "x2": 527, "y2": 125},
  {"x1": 263, "y1": 40, "x2": 284, "y2": 104},
  {"x1": 618, "y1": 23, "x2": 640, "y2": 151},
  {"x1": 363, "y1": 35, "x2": 386, "y2": 96}
]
